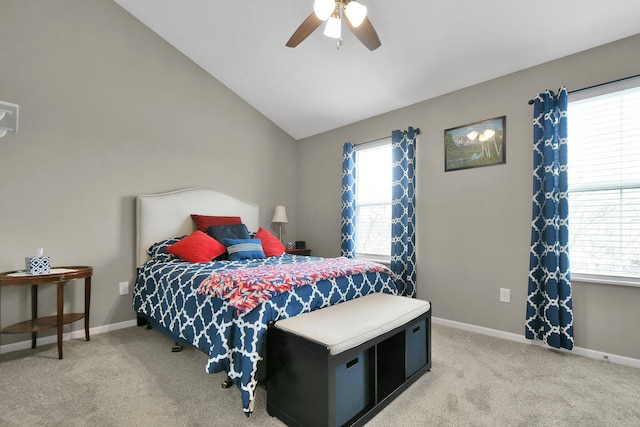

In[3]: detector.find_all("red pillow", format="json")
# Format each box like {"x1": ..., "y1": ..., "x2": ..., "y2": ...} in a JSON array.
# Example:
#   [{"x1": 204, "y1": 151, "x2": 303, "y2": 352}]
[
  {"x1": 255, "y1": 227, "x2": 286, "y2": 257},
  {"x1": 166, "y1": 231, "x2": 226, "y2": 263},
  {"x1": 191, "y1": 214, "x2": 242, "y2": 232}
]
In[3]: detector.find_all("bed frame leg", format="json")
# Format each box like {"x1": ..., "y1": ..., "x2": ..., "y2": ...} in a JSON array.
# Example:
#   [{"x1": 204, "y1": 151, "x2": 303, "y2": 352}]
[
  {"x1": 171, "y1": 343, "x2": 182, "y2": 352},
  {"x1": 221, "y1": 377, "x2": 234, "y2": 389},
  {"x1": 137, "y1": 314, "x2": 148, "y2": 327}
]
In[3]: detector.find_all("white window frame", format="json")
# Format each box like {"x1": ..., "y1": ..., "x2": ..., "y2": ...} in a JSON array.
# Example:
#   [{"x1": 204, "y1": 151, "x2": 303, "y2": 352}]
[
  {"x1": 354, "y1": 139, "x2": 392, "y2": 264},
  {"x1": 568, "y1": 76, "x2": 640, "y2": 287}
]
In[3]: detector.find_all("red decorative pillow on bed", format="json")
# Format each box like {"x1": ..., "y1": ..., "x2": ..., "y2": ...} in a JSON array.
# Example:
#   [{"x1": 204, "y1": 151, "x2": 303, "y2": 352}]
[
  {"x1": 255, "y1": 227, "x2": 286, "y2": 257},
  {"x1": 166, "y1": 231, "x2": 226, "y2": 263},
  {"x1": 191, "y1": 214, "x2": 242, "y2": 232}
]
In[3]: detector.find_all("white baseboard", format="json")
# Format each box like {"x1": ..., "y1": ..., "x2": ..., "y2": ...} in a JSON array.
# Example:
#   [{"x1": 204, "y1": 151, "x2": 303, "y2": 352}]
[
  {"x1": 432, "y1": 316, "x2": 640, "y2": 369},
  {"x1": 0, "y1": 319, "x2": 137, "y2": 355},
  {"x1": 3, "y1": 316, "x2": 639, "y2": 370}
]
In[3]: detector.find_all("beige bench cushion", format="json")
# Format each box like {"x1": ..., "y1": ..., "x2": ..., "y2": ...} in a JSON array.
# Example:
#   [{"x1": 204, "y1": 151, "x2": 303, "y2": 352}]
[{"x1": 274, "y1": 293, "x2": 430, "y2": 355}]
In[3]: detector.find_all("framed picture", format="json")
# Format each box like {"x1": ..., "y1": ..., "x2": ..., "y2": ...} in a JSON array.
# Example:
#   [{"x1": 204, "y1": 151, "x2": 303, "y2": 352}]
[{"x1": 444, "y1": 116, "x2": 506, "y2": 172}]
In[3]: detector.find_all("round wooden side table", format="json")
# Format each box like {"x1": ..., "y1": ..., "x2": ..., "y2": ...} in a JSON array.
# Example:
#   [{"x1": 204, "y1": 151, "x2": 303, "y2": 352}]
[{"x1": 0, "y1": 266, "x2": 92, "y2": 359}]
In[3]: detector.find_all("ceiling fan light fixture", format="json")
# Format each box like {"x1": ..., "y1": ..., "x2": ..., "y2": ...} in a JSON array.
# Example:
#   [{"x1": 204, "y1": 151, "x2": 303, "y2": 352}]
[
  {"x1": 345, "y1": 1, "x2": 367, "y2": 27},
  {"x1": 323, "y1": 16, "x2": 342, "y2": 38},
  {"x1": 314, "y1": 0, "x2": 335, "y2": 21},
  {"x1": 286, "y1": 0, "x2": 381, "y2": 50}
]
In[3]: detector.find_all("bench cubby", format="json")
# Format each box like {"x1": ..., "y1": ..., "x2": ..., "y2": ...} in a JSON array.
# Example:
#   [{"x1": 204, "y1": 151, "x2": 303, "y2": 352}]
[{"x1": 267, "y1": 293, "x2": 431, "y2": 427}]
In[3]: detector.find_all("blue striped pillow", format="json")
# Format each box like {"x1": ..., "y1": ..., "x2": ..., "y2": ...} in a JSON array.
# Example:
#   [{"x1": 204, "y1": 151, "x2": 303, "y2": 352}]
[{"x1": 223, "y1": 238, "x2": 266, "y2": 261}]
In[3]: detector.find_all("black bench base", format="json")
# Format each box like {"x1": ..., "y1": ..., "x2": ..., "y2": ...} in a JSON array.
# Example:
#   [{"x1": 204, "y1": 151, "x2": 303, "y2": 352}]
[{"x1": 267, "y1": 303, "x2": 431, "y2": 427}]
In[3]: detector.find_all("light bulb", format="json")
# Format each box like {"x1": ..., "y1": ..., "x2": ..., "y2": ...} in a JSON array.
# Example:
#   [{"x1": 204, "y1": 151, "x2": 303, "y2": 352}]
[
  {"x1": 323, "y1": 16, "x2": 342, "y2": 38},
  {"x1": 345, "y1": 1, "x2": 367, "y2": 27},
  {"x1": 314, "y1": 0, "x2": 335, "y2": 21},
  {"x1": 467, "y1": 131, "x2": 479, "y2": 141}
]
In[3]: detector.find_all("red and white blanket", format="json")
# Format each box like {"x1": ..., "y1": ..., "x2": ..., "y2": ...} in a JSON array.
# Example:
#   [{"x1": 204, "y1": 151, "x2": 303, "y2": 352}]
[{"x1": 197, "y1": 257, "x2": 394, "y2": 315}]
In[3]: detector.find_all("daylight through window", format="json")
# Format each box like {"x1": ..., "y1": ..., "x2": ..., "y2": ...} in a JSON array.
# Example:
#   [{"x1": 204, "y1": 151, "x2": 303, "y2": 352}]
[
  {"x1": 354, "y1": 140, "x2": 392, "y2": 261},
  {"x1": 568, "y1": 77, "x2": 640, "y2": 284}
]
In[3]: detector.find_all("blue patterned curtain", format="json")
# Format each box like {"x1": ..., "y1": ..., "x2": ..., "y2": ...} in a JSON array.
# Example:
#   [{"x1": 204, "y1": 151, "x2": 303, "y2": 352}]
[
  {"x1": 525, "y1": 87, "x2": 573, "y2": 350},
  {"x1": 391, "y1": 128, "x2": 417, "y2": 297},
  {"x1": 341, "y1": 142, "x2": 356, "y2": 258}
]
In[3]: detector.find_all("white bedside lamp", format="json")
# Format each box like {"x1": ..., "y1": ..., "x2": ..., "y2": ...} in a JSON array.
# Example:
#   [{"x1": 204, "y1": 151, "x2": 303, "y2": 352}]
[{"x1": 271, "y1": 205, "x2": 288, "y2": 242}]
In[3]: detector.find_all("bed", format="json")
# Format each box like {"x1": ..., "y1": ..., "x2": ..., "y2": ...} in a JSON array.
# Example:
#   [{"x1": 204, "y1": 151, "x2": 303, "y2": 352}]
[{"x1": 133, "y1": 188, "x2": 398, "y2": 416}]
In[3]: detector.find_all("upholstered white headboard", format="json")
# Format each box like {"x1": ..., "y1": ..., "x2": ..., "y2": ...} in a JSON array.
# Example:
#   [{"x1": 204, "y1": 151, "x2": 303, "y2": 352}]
[{"x1": 136, "y1": 188, "x2": 260, "y2": 267}]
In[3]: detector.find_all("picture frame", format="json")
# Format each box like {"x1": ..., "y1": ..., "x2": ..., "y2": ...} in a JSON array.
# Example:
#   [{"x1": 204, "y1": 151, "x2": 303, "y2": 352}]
[{"x1": 444, "y1": 116, "x2": 506, "y2": 172}]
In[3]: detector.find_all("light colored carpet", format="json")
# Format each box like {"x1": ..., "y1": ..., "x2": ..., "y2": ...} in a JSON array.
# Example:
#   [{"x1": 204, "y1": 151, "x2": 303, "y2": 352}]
[{"x1": 1, "y1": 324, "x2": 639, "y2": 426}]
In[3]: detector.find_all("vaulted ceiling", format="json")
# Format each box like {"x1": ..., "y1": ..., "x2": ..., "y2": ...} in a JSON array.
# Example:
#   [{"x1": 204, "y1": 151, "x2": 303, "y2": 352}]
[{"x1": 113, "y1": 0, "x2": 640, "y2": 140}]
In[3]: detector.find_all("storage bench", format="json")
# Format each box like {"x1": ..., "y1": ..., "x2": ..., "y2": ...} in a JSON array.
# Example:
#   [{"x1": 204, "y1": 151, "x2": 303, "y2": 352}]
[{"x1": 267, "y1": 293, "x2": 431, "y2": 427}]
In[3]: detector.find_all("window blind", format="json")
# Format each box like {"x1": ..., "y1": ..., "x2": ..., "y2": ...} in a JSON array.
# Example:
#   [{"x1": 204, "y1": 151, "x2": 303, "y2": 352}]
[{"x1": 568, "y1": 81, "x2": 640, "y2": 281}]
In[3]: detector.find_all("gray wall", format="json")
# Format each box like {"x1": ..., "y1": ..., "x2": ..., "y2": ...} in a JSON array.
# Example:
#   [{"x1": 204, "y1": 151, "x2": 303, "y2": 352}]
[
  {"x1": 1, "y1": 0, "x2": 638, "y2": 361},
  {"x1": 297, "y1": 34, "x2": 640, "y2": 360},
  {"x1": 0, "y1": 1, "x2": 298, "y2": 347}
]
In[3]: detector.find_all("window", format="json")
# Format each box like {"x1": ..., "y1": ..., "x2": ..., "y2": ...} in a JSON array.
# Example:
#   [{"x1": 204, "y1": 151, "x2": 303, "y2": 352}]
[
  {"x1": 568, "y1": 77, "x2": 640, "y2": 285},
  {"x1": 354, "y1": 140, "x2": 392, "y2": 262}
]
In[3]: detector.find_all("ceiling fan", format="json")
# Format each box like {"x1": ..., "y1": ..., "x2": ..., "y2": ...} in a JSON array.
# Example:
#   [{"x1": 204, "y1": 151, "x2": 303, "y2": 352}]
[{"x1": 286, "y1": 0, "x2": 381, "y2": 51}]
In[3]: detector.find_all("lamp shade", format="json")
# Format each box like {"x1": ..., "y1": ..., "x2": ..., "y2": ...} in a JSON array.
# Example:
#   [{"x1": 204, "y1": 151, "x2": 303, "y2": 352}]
[
  {"x1": 272, "y1": 205, "x2": 289, "y2": 223},
  {"x1": 345, "y1": 1, "x2": 367, "y2": 27},
  {"x1": 314, "y1": 0, "x2": 334, "y2": 21},
  {"x1": 323, "y1": 16, "x2": 342, "y2": 38}
]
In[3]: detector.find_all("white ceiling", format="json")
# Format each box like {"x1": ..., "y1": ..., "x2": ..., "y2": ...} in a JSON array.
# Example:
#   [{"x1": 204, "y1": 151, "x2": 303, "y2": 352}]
[{"x1": 113, "y1": 0, "x2": 640, "y2": 140}]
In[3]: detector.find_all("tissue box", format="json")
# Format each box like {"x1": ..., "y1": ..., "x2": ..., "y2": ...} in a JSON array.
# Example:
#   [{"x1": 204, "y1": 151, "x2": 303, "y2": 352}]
[{"x1": 25, "y1": 256, "x2": 50, "y2": 275}]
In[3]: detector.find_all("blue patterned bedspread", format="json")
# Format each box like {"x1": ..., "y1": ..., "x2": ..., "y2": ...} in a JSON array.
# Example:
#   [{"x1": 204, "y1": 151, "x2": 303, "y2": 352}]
[{"x1": 134, "y1": 254, "x2": 397, "y2": 415}]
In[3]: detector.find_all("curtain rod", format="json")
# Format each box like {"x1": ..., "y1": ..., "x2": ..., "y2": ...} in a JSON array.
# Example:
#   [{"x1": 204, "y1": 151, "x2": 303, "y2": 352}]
[
  {"x1": 527, "y1": 73, "x2": 640, "y2": 105},
  {"x1": 354, "y1": 127, "x2": 421, "y2": 147}
]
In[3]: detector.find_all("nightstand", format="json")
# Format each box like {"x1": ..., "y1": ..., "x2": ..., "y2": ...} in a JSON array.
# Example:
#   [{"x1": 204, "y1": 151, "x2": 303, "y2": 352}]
[{"x1": 285, "y1": 248, "x2": 311, "y2": 256}]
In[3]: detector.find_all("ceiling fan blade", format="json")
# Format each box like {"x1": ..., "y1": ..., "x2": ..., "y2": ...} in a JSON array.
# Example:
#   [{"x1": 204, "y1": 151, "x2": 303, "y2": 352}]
[
  {"x1": 345, "y1": 16, "x2": 381, "y2": 51},
  {"x1": 286, "y1": 13, "x2": 323, "y2": 48}
]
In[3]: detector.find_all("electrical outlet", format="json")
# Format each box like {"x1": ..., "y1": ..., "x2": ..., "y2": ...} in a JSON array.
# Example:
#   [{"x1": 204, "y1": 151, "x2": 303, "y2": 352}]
[
  {"x1": 119, "y1": 281, "x2": 129, "y2": 295},
  {"x1": 499, "y1": 288, "x2": 510, "y2": 303}
]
